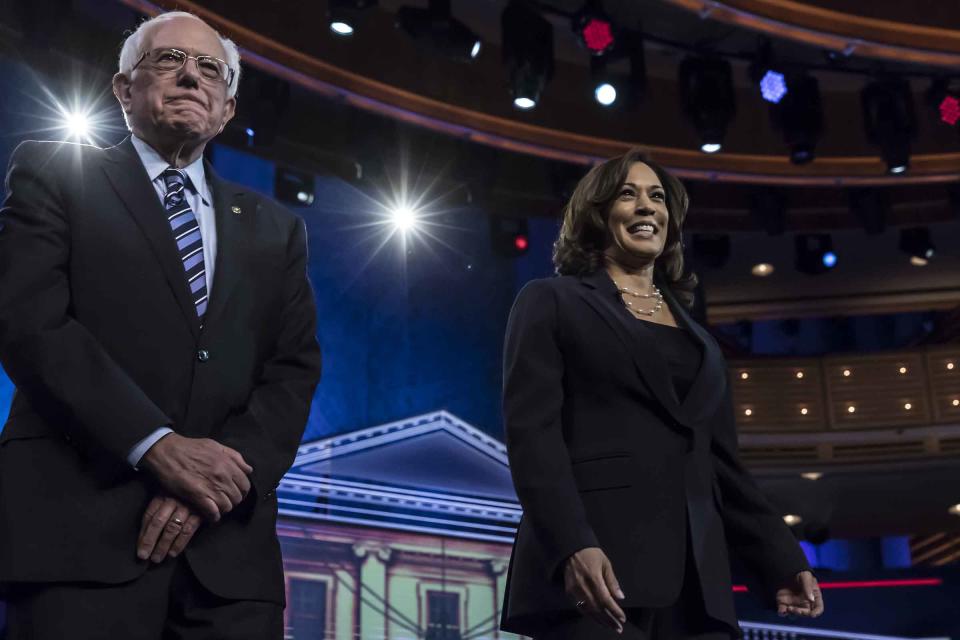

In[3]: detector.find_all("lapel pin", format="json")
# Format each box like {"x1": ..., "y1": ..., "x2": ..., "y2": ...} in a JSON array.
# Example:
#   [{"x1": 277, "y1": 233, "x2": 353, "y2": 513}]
[{"x1": 231, "y1": 205, "x2": 242, "y2": 215}]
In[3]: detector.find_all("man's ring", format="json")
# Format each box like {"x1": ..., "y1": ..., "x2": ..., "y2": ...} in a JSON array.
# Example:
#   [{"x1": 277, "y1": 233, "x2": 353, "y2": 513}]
[
  {"x1": 171, "y1": 517, "x2": 184, "y2": 526},
  {"x1": 576, "y1": 600, "x2": 585, "y2": 608}
]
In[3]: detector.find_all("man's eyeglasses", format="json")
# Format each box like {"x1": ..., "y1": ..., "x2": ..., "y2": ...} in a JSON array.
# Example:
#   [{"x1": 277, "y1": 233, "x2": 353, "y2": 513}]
[{"x1": 133, "y1": 48, "x2": 235, "y2": 87}]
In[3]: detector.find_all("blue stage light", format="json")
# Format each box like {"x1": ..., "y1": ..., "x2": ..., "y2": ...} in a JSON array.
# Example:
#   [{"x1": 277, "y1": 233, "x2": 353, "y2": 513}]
[
  {"x1": 761, "y1": 70, "x2": 788, "y2": 104},
  {"x1": 822, "y1": 251, "x2": 837, "y2": 268}
]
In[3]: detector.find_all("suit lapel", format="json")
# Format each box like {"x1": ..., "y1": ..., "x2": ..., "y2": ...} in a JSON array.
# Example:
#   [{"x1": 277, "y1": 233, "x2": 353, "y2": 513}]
[
  {"x1": 201, "y1": 165, "x2": 253, "y2": 332},
  {"x1": 101, "y1": 138, "x2": 200, "y2": 339},
  {"x1": 660, "y1": 282, "x2": 726, "y2": 424},
  {"x1": 577, "y1": 271, "x2": 690, "y2": 431}
]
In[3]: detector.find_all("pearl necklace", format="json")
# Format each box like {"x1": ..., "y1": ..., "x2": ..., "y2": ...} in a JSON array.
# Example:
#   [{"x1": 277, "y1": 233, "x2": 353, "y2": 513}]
[{"x1": 614, "y1": 280, "x2": 663, "y2": 317}]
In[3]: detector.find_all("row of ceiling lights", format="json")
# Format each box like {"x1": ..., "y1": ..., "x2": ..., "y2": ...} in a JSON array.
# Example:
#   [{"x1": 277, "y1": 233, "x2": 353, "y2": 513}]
[
  {"x1": 326, "y1": 0, "x2": 960, "y2": 173},
  {"x1": 737, "y1": 362, "x2": 960, "y2": 416}
]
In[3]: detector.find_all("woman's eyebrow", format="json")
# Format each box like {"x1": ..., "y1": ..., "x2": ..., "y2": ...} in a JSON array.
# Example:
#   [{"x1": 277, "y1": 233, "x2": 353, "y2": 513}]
[{"x1": 622, "y1": 181, "x2": 665, "y2": 191}]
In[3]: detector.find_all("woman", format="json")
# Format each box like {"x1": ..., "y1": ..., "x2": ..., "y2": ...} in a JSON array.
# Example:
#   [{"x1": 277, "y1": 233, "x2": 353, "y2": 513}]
[{"x1": 499, "y1": 150, "x2": 824, "y2": 639}]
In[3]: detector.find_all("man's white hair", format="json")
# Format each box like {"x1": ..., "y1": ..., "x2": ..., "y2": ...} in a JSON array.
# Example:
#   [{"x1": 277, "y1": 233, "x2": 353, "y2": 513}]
[{"x1": 117, "y1": 11, "x2": 241, "y2": 98}]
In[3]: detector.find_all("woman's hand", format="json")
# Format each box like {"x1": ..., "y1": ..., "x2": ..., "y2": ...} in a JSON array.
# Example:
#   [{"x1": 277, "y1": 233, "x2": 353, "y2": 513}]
[
  {"x1": 775, "y1": 570, "x2": 824, "y2": 618},
  {"x1": 563, "y1": 547, "x2": 627, "y2": 633}
]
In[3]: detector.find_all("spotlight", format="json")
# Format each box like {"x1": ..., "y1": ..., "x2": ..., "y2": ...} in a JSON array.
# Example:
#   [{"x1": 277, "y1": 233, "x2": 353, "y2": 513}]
[
  {"x1": 849, "y1": 188, "x2": 889, "y2": 235},
  {"x1": 514, "y1": 97, "x2": 536, "y2": 110},
  {"x1": 62, "y1": 109, "x2": 91, "y2": 139},
  {"x1": 940, "y1": 95, "x2": 960, "y2": 125},
  {"x1": 327, "y1": 0, "x2": 378, "y2": 37},
  {"x1": 795, "y1": 233, "x2": 836, "y2": 275},
  {"x1": 274, "y1": 167, "x2": 315, "y2": 207},
  {"x1": 760, "y1": 70, "x2": 788, "y2": 104},
  {"x1": 589, "y1": 32, "x2": 647, "y2": 109},
  {"x1": 926, "y1": 77, "x2": 960, "y2": 126},
  {"x1": 392, "y1": 205, "x2": 419, "y2": 232},
  {"x1": 396, "y1": 0, "x2": 482, "y2": 63},
  {"x1": 490, "y1": 215, "x2": 529, "y2": 257},
  {"x1": 330, "y1": 21, "x2": 354, "y2": 36},
  {"x1": 679, "y1": 55, "x2": 736, "y2": 154},
  {"x1": 750, "y1": 40, "x2": 788, "y2": 104},
  {"x1": 502, "y1": 1, "x2": 554, "y2": 110},
  {"x1": 594, "y1": 82, "x2": 617, "y2": 106},
  {"x1": 900, "y1": 227, "x2": 935, "y2": 264},
  {"x1": 691, "y1": 233, "x2": 731, "y2": 269},
  {"x1": 862, "y1": 78, "x2": 917, "y2": 174},
  {"x1": 590, "y1": 55, "x2": 617, "y2": 106},
  {"x1": 770, "y1": 74, "x2": 823, "y2": 164},
  {"x1": 752, "y1": 263, "x2": 774, "y2": 277},
  {"x1": 572, "y1": 1, "x2": 616, "y2": 56}
]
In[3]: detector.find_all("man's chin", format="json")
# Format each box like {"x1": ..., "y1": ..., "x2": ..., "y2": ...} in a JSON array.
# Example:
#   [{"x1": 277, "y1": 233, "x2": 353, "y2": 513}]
[{"x1": 161, "y1": 120, "x2": 212, "y2": 141}]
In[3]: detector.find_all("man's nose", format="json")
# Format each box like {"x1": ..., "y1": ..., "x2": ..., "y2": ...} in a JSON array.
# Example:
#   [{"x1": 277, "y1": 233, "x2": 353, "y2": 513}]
[{"x1": 176, "y1": 58, "x2": 202, "y2": 86}]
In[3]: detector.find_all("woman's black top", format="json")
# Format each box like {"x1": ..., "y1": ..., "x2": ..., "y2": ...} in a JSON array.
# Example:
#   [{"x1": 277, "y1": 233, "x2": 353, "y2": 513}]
[{"x1": 640, "y1": 321, "x2": 703, "y2": 404}]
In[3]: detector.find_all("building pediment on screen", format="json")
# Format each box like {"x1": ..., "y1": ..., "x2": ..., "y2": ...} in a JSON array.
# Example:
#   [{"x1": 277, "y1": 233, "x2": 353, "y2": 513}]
[{"x1": 279, "y1": 411, "x2": 521, "y2": 543}]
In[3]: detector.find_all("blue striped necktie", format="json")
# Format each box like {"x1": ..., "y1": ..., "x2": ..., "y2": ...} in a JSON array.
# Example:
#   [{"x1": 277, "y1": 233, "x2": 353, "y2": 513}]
[{"x1": 162, "y1": 167, "x2": 208, "y2": 321}]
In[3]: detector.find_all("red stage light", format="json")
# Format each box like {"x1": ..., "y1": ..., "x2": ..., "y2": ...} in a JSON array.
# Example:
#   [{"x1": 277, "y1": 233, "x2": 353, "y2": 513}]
[
  {"x1": 733, "y1": 577, "x2": 943, "y2": 592},
  {"x1": 940, "y1": 95, "x2": 960, "y2": 125},
  {"x1": 581, "y1": 18, "x2": 614, "y2": 53},
  {"x1": 514, "y1": 235, "x2": 529, "y2": 251}
]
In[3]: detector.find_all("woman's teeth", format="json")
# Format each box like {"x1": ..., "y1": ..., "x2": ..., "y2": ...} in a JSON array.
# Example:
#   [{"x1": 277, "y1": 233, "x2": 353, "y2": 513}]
[{"x1": 628, "y1": 223, "x2": 655, "y2": 236}]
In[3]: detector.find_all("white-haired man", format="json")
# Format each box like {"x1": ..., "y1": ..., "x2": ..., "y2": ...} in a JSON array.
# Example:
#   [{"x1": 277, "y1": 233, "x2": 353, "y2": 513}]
[{"x1": 0, "y1": 11, "x2": 321, "y2": 638}]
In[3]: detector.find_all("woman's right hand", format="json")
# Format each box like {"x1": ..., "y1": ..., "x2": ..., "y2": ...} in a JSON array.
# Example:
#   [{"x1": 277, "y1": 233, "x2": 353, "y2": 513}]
[{"x1": 563, "y1": 547, "x2": 627, "y2": 633}]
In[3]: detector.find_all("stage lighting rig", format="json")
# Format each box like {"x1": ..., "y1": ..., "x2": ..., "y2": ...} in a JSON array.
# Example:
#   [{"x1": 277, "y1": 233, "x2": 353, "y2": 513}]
[
  {"x1": 770, "y1": 73, "x2": 823, "y2": 165},
  {"x1": 572, "y1": 1, "x2": 616, "y2": 56},
  {"x1": 795, "y1": 233, "x2": 836, "y2": 275},
  {"x1": 862, "y1": 78, "x2": 916, "y2": 175},
  {"x1": 327, "y1": 0, "x2": 378, "y2": 37},
  {"x1": 589, "y1": 29, "x2": 646, "y2": 109},
  {"x1": 502, "y1": 1, "x2": 554, "y2": 110},
  {"x1": 396, "y1": 0, "x2": 482, "y2": 62},
  {"x1": 749, "y1": 40, "x2": 788, "y2": 104},
  {"x1": 679, "y1": 55, "x2": 736, "y2": 153},
  {"x1": 899, "y1": 227, "x2": 935, "y2": 266}
]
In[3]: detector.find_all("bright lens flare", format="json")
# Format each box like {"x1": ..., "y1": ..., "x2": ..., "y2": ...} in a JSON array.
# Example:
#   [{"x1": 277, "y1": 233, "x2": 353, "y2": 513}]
[
  {"x1": 391, "y1": 205, "x2": 418, "y2": 232},
  {"x1": 63, "y1": 110, "x2": 90, "y2": 138}
]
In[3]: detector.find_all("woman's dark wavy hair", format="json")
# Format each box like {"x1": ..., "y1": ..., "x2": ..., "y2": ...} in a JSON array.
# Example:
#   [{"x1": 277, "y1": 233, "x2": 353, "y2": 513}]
[{"x1": 552, "y1": 148, "x2": 699, "y2": 308}]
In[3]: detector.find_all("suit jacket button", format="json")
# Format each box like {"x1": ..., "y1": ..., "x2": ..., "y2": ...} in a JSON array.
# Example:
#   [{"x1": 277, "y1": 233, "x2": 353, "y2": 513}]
[{"x1": 197, "y1": 349, "x2": 210, "y2": 362}]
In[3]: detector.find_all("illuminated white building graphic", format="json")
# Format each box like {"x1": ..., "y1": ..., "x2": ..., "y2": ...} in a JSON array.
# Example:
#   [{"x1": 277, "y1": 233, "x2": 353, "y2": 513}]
[{"x1": 276, "y1": 411, "x2": 523, "y2": 640}]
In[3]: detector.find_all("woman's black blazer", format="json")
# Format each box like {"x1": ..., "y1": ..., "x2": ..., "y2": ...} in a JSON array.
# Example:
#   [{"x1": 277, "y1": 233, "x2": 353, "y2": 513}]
[{"x1": 499, "y1": 270, "x2": 811, "y2": 636}]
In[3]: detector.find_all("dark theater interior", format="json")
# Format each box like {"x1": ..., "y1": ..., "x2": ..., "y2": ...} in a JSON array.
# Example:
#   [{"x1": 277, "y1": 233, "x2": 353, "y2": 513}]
[{"x1": 0, "y1": 1, "x2": 958, "y2": 638}]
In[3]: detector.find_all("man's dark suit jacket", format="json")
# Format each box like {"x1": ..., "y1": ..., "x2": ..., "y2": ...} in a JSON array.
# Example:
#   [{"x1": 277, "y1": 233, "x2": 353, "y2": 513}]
[
  {"x1": 499, "y1": 270, "x2": 810, "y2": 637},
  {"x1": 0, "y1": 138, "x2": 321, "y2": 604}
]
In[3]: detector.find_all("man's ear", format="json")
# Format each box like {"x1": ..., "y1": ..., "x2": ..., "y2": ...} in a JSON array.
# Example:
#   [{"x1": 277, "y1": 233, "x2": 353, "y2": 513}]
[
  {"x1": 112, "y1": 73, "x2": 133, "y2": 113},
  {"x1": 219, "y1": 96, "x2": 237, "y2": 133}
]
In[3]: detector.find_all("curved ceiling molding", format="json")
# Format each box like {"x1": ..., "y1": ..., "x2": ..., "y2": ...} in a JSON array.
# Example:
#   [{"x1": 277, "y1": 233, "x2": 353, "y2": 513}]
[
  {"x1": 120, "y1": 0, "x2": 960, "y2": 186},
  {"x1": 663, "y1": 0, "x2": 960, "y2": 68}
]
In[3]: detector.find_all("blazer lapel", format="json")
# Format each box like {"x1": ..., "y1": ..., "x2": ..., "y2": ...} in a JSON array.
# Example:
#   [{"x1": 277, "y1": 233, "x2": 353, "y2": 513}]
[
  {"x1": 101, "y1": 138, "x2": 200, "y2": 339},
  {"x1": 200, "y1": 165, "x2": 254, "y2": 332},
  {"x1": 660, "y1": 282, "x2": 726, "y2": 425},
  {"x1": 577, "y1": 271, "x2": 690, "y2": 431}
]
